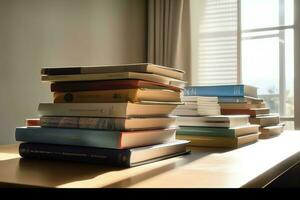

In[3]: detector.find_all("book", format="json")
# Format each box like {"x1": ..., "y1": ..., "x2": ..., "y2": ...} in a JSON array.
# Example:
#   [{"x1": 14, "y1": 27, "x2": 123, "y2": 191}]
[
  {"x1": 38, "y1": 102, "x2": 179, "y2": 118},
  {"x1": 177, "y1": 125, "x2": 259, "y2": 138},
  {"x1": 221, "y1": 108, "x2": 270, "y2": 116},
  {"x1": 176, "y1": 133, "x2": 260, "y2": 148},
  {"x1": 40, "y1": 116, "x2": 177, "y2": 131},
  {"x1": 183, "y1": 96, "x2": 264, "y2": 103},
  {"x1": 41, "y1": 72, "x2": 186, "y2": 89},
  {"x1": 184, "y1": 85, "x2": 258, "y2": 98},
  {"x1": 259, "y1": 123, "x2": 285, "y2": 139},
  {"x1": 176, "y1": 115, "x2": 249, "y2": 128},
  {"x1": 15, "y1": 127, "x2": 176, "y2": 149},
  {"x1": 249, "y1": 115, "x2": 280, "y2": 127},
  {"x1": 26, "y1": 119, "x2": 40, "y2": 127},
  {"x1": 51, "y1": 80, "x2": 182, "y2": 92},
  {"x1": 41, "y1": 63, "x2": 185, "y2": 80},
  {"x1": 219, "y1": 102, "x2": 266, "y2": 109},
  {"x1": 53, "y1": 89, "x2": 182, "y2": 103},
  {"x1": 19, "y1": 140, "x2": 190, "y2": 167}
]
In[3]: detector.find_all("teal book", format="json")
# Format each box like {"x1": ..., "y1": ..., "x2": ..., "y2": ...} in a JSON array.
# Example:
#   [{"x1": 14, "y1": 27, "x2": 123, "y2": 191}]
[
  {"x1": 184, "y1": 85, "x2": 257, "y2": 97},
  {"x1": 177, "y1": 125, "x2": 259, "y2": 138},
  {"x1": 15, "y1": 127, "x2": 176, "y2": 149}
]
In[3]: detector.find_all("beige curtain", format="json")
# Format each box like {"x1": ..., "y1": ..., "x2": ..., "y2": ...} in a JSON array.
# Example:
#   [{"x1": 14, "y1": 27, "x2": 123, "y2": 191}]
[{"x1": 147, "y1": 0, "x2": 191, "y2": 83}]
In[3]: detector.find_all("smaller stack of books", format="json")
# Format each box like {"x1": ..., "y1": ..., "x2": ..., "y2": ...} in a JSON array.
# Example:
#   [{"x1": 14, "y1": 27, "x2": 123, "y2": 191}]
[
  {"x1": 184, "y1": 84, "x2": 284, "y2": 139},
  {"x1": 176, "y1": 115, "x2": 260, "y2": 148},
  {"x1": 15, "y1": 63, "x2": 190, "y2": 167}
]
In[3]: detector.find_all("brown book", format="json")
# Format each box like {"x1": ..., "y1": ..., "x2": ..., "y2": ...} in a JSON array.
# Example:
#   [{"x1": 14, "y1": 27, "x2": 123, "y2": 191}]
[
  {"x1": 249, "y1": 114, "x2": 280, "y2": 127},
  {"x1": 221, "y1": 108, "x2": 270, "y2": 116},
  {"x1": 176, "y1": 133, "x2": 259, "y2": 148},
  {"x1": 259, "y1": 123, "x2": 285, "y2": 139},
  {"x1": 219, "y1": 102, "x2": 266, "y2": 109},
  {"x1": 53, "y1": 89, "x2": 182, "y2": 103}
]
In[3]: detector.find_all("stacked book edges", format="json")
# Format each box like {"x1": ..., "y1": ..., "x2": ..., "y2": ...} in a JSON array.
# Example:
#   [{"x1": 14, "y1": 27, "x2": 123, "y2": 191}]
[
  {"x1": 16, "y1": 63, "x2": 191, "y2": 167},
  {"x1": 176, "y1": 115, "x2": 260, "y2": 148},
  {"x1": 177, "y1": 84, "x2": 284, "y2": 139}
]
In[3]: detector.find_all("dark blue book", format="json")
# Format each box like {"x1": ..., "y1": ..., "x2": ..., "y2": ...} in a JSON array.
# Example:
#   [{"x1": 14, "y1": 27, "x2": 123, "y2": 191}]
[
  {"x1": 15, "y1": 127, "x2": 176, "y2": 149},
  {"x1": 19, "y1": 141, "x2": 190, "y2": 167},
  {"x1": 184, "y1": 85, "x2": 257, "y2": 97}
]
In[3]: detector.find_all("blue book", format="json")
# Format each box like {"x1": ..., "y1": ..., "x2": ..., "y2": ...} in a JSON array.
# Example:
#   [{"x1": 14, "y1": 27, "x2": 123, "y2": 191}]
[
  {"x1": 15, "y1": 127, "x2": 176, "y2": 149},
  {"x1": 184, "y1": 85, "x2": 257, "y2": 97},
  {"x1": 19, "y1": 141, "x2": 190, "y2": 167}
]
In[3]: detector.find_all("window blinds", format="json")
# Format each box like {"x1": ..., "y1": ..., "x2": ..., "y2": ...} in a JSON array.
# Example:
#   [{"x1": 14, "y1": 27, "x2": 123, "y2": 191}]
[{"x1": 191, "y1": 0, "x2": 240, "y2": 86}]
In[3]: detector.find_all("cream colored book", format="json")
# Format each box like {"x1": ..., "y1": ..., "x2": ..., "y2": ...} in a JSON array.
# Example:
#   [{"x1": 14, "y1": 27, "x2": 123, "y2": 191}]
[
  {"x1": 259, "y1": 123, "x2": 285, "y2": 139},
  {"x1": 41, "y1": 72, "x2": 186, "y2": 89},
  {"x1": 176, "y1": 133, "x2": 259, "y2": 148},
  {"x1": 38, "y1": 102, "x2": 179, "y2": 118}
]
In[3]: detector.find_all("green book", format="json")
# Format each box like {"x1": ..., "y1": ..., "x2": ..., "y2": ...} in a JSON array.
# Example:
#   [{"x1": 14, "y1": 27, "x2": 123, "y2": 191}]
[{"x1": 177, "y1": 124, "x2": 259, "y2": 138}]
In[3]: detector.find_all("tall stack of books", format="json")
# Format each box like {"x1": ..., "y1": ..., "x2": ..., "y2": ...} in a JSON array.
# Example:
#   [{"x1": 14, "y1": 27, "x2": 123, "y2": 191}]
[
  {"x1": 182, "y1": 84, "x2": 284, "y2": 139},
  {"x1": 15, "y1": 63, "x2": 190, "y2": 167}
]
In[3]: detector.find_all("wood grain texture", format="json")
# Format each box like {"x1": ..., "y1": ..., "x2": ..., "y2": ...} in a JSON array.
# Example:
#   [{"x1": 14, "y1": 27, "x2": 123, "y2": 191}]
[{"x1": 0, "y1": 131, "x2": 300, "y2": 188}]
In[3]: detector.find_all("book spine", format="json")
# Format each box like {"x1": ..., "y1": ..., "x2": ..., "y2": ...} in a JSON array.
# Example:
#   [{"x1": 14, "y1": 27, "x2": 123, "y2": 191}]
[
  {"x1": 40, "y1": 116, "x2": 126, "y2": 130},
  {"x1": 19, "y1": 143, "x2": 131, "y2": 167},
  {"x1": 53, "y1": 90, "x2": 137, "y2": 103},
  {"x1": 38, "y1": 103, "x2": 127, "y2": 118},
  {"x1": 184, "y1": 86, "x2": 244, "y2": 97},
  {"x1": 15, "y1": 127, "x2": 120, "y2": 149}
]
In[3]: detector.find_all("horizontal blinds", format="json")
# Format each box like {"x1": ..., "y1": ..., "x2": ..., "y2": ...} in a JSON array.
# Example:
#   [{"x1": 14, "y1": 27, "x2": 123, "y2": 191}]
[{"x1": 196, "y1": 0, "x2": 239, "y2": 86}]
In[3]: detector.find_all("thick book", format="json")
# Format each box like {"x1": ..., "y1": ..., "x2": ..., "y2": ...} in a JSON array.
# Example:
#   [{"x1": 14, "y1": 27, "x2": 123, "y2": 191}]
[
  {"x1": 259, "y1": 123, "x2": 285, "y2": 139},
  {"x1": 184, "y1": 85, "x2": 257, "y2": 98},
  {"x1": 53, "y1": 89, "x2": 181, "y2": 103},
  {"x1": 51, "y1": 80, "x2": 182, "y2": 92},
  {"x1": 38, "y1": 102, "x2": 180, "y2": 118},
  {"x1": 183, "y1": 96, "x2": 263, "y2": 103},
  {"x1": 176, "y1": 133, "x2": 259, "y2": 148},
  {"x1": 177, "y1": 124, "x2": 259, "y2": 138},
  {"x1": 249, "y1": 114, "x2": 280, "y2": 127},
  {"x1": 40, "y1": 116, "x2": 177, "y2": 131},
  {"x1": 15, "y1": 127, "x2": 176, "y2": 149},
  {"x1": 41, "y1": 72, "x2": 186, "y2": 89},
  {"x1": 19, "y1": 140, "x2": 190, "y2": 167},
  {"x1": 176, "y1": 115, "x2": 250, "y2": 128},
  {"x1": 41, "y1": 63, "x2": 185, "y2": 80},
  {"x1": 221, "y1": 108, "x2": 270, "y2": 116}
]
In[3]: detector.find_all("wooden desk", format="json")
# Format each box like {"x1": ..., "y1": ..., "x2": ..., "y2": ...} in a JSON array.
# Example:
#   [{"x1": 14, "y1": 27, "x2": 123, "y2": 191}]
[{"x1": 0, "y1": 131, "x2": 300, "y2": 188}]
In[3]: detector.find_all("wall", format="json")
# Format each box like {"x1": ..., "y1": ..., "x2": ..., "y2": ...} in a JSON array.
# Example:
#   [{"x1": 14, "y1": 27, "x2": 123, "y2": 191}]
[{"x1": 0, "y1": 0, "x2": 147, "y2": 144}]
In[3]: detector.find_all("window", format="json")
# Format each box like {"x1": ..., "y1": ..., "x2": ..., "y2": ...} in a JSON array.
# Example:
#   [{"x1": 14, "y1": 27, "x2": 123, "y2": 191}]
[
  {"x1": 191, "y1": 0, "x2": 295, "y2": 129},
  {"x1": 241, "y1": 0, "x2": 295, "y2": 129}
]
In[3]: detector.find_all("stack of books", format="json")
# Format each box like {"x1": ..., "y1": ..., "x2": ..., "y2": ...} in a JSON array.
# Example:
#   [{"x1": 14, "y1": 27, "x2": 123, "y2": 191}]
[
  {"x1": 176, "y1": 115, "x2": 260, "y2": 148},
  {"x1": 183, "y1": 84, "x2": 284, "y2": 139},
  {"x1": 15, "y1": 63, "x2": 190, "y2": 167}
]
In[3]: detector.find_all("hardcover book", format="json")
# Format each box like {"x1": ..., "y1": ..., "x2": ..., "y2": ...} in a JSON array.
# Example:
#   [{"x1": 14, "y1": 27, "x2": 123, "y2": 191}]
[
  {"x1": 15, "y1": 127, "x2": 177, "y2": 149},
  {"x1": 184, "y1": 85, "x2": 257, "y2": 98},
  {"x1": 40, "y1": 116, "x2": 177, "y2": 131},
  {"x1": 51, "y1": 80, "x2": 182, "y2": 92},
  {"x1": 53, "y1": 88, "x2": 181, "y2": 103},
  {"x1": 19, "y1": 140, "x2": 190, "y2": 167},
  {"x1": 41, "y1": 72, "x2": 186, "y2": 89},
  {"x1": 177, "y1": 124, "x2": 259, "y2": 138},
  {"x1": 41, "y1": 63, "x2": 185, "y2": 80},
  {"x1": 38, "y1": 102, "x2": 180, "y2": 118}
]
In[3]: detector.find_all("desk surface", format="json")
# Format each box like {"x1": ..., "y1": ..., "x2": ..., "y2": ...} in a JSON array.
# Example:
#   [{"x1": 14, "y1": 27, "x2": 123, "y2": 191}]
[{"x1": 0, "y1": 131, "x2": 300, "y2": 188}]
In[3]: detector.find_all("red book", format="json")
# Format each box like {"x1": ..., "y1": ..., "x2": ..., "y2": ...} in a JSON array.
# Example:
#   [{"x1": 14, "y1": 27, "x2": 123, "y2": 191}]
[
  {"x1": 50, "y1": 79, "x2": 182, "y2": 92},
  {"x1": 26, "y1": 119, "x2": 40, "y2": 127},
  {"x1": 221, "y1": 108, "x2": 270, "y2": 116}
]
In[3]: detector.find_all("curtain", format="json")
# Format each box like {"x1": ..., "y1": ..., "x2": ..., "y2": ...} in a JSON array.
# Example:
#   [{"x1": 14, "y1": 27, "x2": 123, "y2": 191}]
[{"x1": 147, "y1": 0, "x2": 191, "y2": 83}]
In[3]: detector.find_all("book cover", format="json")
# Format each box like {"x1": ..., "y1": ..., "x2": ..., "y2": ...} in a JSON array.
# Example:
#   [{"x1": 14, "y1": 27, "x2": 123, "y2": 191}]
[
  {"x1": 41, "y1": 63, "x2": 185, "y2": 80},
  {"x1": 184, "y1": 85, "x2": 257, "y2": 97},
  {"x1": 15, "y1": 127, "x2": 176, "y2": 149},
  {"x1": 19, "y1": 140, "x2": 190, "y2": 167},
  {"x1": 40, "y1": 116, "x2": 177, "y2": 131},
  {"x1": 51, "y1": 80, "x2": 182, "y2": 92},
  {"x1": 53, "y1": 89, "x2": 181, "y2": 103},
  {"x1": 38, "y1": 102, "x2": 179, "y2": 118}
]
